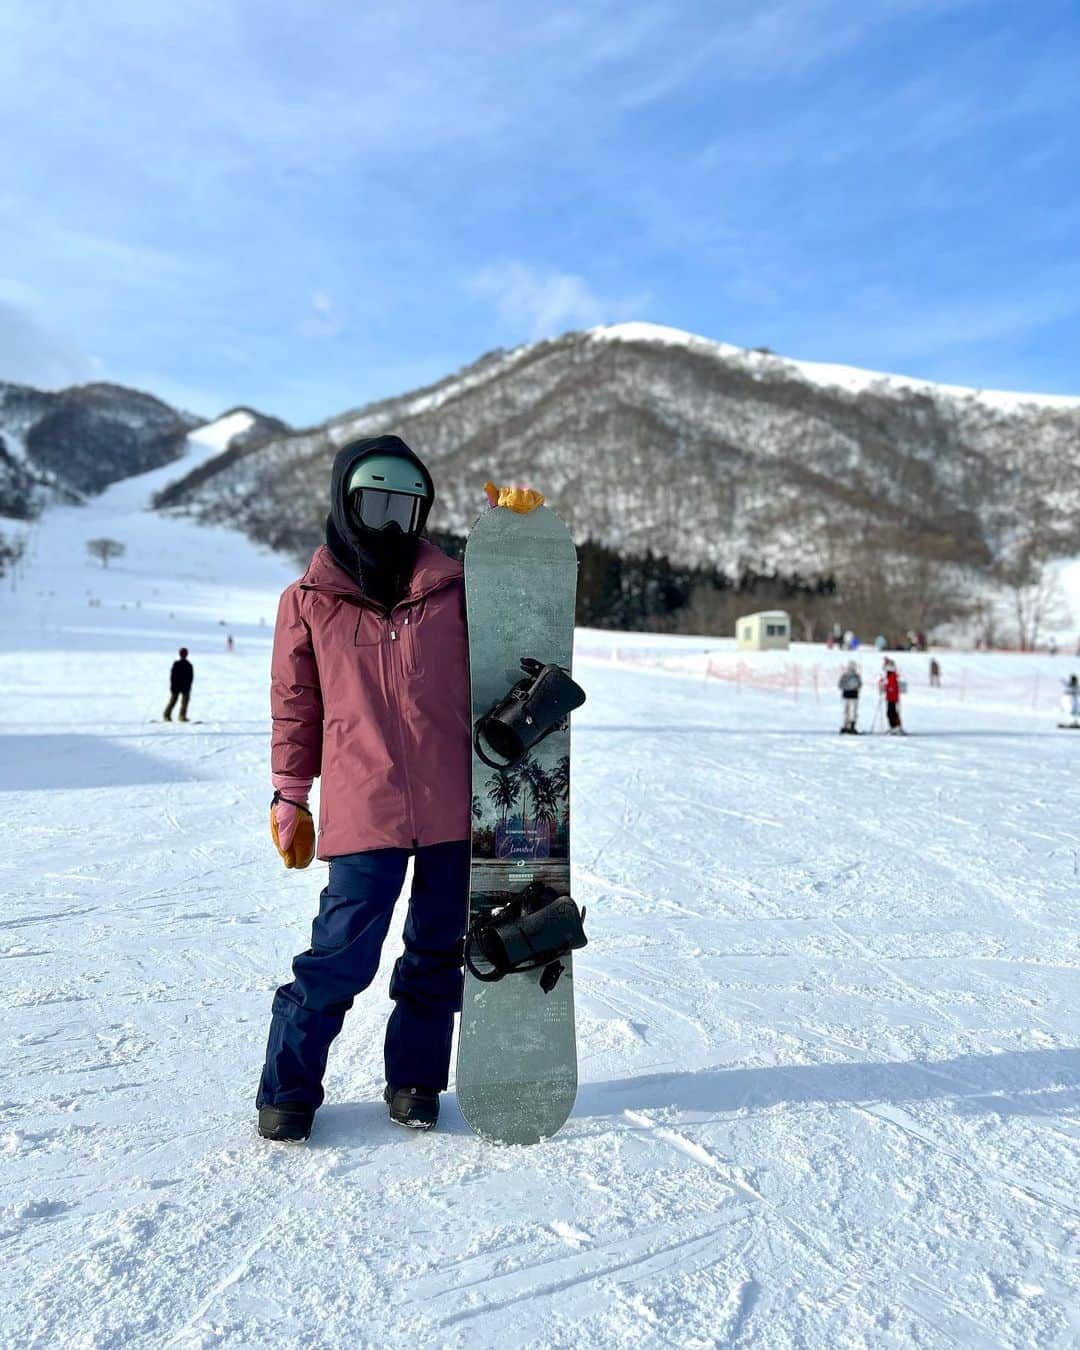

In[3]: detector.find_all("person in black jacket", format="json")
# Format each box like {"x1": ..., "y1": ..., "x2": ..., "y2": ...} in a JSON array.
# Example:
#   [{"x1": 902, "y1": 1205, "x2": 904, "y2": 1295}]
[{"x1": 164, "y1": 647, "x2": 194, "y2": 722}]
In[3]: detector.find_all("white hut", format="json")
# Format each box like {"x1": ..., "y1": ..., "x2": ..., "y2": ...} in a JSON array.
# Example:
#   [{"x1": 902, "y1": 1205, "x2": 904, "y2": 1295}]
[{"x1": 736, "y1": 610, "x2": 791, "y2": 651}]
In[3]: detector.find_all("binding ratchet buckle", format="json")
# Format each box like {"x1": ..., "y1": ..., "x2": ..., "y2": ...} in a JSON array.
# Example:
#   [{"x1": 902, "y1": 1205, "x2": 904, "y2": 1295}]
[
  {"x1": 464, "y1": 883, "x2": 587, "y2": 994},
  {"x1": 474, "y1": 658, "x2": 586, "y2": 770}
]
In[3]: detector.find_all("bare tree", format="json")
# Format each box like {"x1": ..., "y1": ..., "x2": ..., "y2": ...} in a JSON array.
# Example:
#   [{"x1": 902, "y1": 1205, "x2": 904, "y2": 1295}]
[
  {"x1": 996, "y1": 525, "x2": 1072, "y2": 650},
  {"x1": 1002, "y1": 558, "x2": 1070, "y2": 650},
  {"x1": 969, "y1": 595, "x2": 1000, "y2": 649},
  {"x1": 0, "y1": 531, "x2": 26, "y2": 588},
  {"x1": 86, "y1": 538, "x2": 126, "y2": 569}
]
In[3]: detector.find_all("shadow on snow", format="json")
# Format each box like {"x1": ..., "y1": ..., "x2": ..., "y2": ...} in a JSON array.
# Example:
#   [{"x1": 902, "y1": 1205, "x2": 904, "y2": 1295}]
[
  {"x1": 310, "y1": 1047, "x2": 1078, "y2": 1149},
  {"x1": 0, "y1": 733, "x2": 204, "y2": 790},
  {"x1": 574, "y1": 1046, "x2": 1080, "y2": 1121}
]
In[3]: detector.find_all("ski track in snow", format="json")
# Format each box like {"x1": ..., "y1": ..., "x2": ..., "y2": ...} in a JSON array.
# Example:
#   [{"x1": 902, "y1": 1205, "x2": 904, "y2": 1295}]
[{"x1": 2, "y1": 472, "x2": 1079, "y2": 1347}]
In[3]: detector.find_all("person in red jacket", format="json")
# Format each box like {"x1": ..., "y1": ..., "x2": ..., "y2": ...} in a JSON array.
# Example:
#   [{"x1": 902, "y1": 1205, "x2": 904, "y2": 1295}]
[
  {"x1": 256, "y1": 435, "x2": 472, "y2": 1143},
  {"x1": 880, "y1": 658, "x2": 905, "y2": 735}
]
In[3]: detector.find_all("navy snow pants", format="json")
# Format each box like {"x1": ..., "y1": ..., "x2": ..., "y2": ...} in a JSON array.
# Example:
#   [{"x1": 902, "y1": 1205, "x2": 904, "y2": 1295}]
[{"x1": 257, "y1": 840, "x2": 469, "y2": 1109}]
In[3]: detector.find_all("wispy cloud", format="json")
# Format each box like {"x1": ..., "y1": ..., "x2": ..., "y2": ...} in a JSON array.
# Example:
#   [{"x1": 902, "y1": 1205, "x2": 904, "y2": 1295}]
[
  {"x1": 298, "y1": 292, "x2": 346, "y2": 341},
  {"x1": 618, "y1": 0, "x2": 986, "y2": 108},
  {"x1": 464, "y1": 263, "x2": 646, "y2": 341}
]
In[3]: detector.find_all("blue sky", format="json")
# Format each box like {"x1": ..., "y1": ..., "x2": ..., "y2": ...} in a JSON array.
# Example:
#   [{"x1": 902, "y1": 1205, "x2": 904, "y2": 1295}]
[{"x1": 1, "y1": 0, "x2": 1078, "y2": 423}]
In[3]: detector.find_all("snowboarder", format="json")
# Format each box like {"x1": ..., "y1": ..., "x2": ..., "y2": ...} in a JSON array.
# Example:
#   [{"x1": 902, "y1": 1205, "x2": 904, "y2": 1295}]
[
  {"x1": 257, "y1": 435, "x2": 471, "y2": 1144},
  {"x1": 880, "y1": 658, "x2": 905, "y2": 734},
  {"x1": 1060, "y1": 674, "x2": 1080, "y2": 729},
  {"x1": 163, "y1": 647, "x2": 193, "y2": 721},
  {"x1": 838, "y1": 660, "x2": 862, "y2": 733}
]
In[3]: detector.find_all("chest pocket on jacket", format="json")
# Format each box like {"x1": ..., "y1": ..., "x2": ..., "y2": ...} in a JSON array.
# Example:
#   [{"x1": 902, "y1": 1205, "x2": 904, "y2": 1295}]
[
  {"x1": 353, "y1": 608, "x2": 384, "y2": 648},
  {"x1": 401, "y1": 600, "x2": 424, "y2": 675},
  {"x1": 403, "y1": 590, "x2": 466, "y2": 680}
]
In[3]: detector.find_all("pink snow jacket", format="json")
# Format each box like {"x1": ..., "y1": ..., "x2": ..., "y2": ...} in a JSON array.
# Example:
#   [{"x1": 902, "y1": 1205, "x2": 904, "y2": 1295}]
[{"x1": 270, "y1": 542, "x2": 471, "y2": 859}]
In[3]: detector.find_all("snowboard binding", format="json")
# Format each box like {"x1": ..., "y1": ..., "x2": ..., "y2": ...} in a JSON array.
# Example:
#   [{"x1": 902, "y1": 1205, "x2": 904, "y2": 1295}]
[
  {"x1": 464, "y1": 882, "x2": 587, "y2": 993},
  {"x1": 474, "y1": 657, "x2": 586, "y2": 769}
]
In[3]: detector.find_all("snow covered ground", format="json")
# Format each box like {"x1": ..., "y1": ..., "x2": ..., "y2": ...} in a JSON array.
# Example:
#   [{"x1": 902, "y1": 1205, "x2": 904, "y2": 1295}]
[{"x1": 2, "y1": 457, "x2": 1079, "y2": 1347}]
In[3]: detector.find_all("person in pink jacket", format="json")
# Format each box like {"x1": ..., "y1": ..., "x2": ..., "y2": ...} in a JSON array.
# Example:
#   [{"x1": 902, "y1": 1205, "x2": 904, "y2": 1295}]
[{"x1": 257, "y1": 435, "x2": 471, "y2": 1143}]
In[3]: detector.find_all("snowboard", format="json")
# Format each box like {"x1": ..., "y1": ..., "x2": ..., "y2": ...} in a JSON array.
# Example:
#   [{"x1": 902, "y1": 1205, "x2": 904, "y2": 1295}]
[{"x1": 455, "y1": 503, "x2": 580, "y2": 1145}]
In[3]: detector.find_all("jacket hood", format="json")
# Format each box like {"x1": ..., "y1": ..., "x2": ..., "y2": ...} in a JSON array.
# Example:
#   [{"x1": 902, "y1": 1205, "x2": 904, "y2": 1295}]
[{"x1": 325, "y1": 435, "x2": 436, "y2": 602}]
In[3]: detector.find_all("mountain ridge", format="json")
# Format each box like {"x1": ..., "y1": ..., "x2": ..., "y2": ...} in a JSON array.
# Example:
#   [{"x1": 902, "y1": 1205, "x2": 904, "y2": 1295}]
[
  {"x1": 3, "y1": 325, "x2": 1078, "y2": 641},
  {"x1": 151, "y1": 326, "x2": 1080, "y2": 597}
]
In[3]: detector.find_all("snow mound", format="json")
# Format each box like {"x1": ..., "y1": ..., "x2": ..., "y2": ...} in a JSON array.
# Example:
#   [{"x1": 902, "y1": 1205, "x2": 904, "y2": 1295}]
[{"x1": 189, "y1": 410, "x2": 256, "y2": 454}]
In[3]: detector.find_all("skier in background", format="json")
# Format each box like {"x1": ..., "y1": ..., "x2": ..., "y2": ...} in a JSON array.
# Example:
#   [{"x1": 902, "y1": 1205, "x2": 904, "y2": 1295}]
[
  {"x1": 1061, "y1": 674, "x2": 1080, "y2": 729},
  {"x1": 929, "y1": 657, "x2": 941, "y2": 688},
  {"x1": 880, "y1": 658, "x2": 905, "y2": 734},
  {"x1": 257, "y1": 435, "x2": 470, "y2": 1144},
  {"x1": 838, "y1": 660, "x2": 862, "y2": 733},
  {"x1": 163, "y1": 647, "x2": 193, "y2": 722}
]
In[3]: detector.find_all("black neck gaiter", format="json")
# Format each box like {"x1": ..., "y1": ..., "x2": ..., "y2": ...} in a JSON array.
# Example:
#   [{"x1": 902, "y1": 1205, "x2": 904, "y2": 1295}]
[
  {"x1": 323, "y1": 435, "x2": 434, "y2": 611},
  {"x1": 325, "y1": 513, "x2": 418, "y2": 611}
]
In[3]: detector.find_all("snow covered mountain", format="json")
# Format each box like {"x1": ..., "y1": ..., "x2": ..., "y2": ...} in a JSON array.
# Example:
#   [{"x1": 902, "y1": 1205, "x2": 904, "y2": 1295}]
[
  {"x1": 0, "y1": 380, "x2": 204, "y2": 519},
  {"x1": 0, "y1": 375, "x2": 291, "y2": 523},
  {"x1": 155, "y1": 324, "x2": 1080, "y2": 583}
]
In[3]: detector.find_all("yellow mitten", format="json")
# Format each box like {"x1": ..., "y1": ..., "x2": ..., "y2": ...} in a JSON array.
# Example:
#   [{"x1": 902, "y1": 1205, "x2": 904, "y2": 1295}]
[
  {"x1": 270, "y1": 797, "x2": 316, "y2": 869},
  {"x1": 483, "y1": 482, "x2": 545, "y2": 513}
]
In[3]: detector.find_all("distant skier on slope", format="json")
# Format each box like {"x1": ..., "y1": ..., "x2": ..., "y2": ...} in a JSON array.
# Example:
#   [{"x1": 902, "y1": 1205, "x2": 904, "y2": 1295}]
[
  {"x1": 256, "y1": 435, "x2": 470, "y2": 1144},
  {"x1": 838, "y1": 660, "x2": 862, "y2": 733},
  {"x1": 880, "y1": 658, "x2": 905, "y2": 735},
  {"x1": 163, "y1": 647, "x2": 193, "y2": 722},
  {"x1": 1060, "y1": 674, "x2": 1080, "y2": 729}
]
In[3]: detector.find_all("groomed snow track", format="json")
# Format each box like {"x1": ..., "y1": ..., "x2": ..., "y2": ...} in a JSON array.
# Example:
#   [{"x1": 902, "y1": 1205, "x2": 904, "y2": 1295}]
[{"x1": 1, "y1": 472, "x2": 1078, "y2": 1347}]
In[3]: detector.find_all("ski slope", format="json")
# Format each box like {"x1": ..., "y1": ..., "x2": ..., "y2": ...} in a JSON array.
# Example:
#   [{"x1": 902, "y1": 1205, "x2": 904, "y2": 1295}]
[{"x1": 2, "y1": 468, "x2": 1079, "y2": 1348}]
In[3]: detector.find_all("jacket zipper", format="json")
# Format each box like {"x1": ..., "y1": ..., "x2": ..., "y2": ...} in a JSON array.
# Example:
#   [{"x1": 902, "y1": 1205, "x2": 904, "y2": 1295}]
[{"x1": 381, "y1": 616, "x2": 418, "y2": 843}]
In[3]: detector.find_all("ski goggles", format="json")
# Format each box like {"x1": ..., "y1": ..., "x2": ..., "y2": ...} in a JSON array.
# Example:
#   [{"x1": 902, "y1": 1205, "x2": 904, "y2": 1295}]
[{"x1": 347, "y1": 487, "x2": 423, "y2": 534}]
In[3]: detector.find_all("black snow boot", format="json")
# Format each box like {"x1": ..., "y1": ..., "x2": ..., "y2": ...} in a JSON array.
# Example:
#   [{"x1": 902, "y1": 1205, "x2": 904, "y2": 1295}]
[
  {"x1": 384, "y1": 1084, "x2": 439, "y2": 1130},
  {"x1": 258, "y1": 1101, "x2": 315, "y2": 1142}
]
